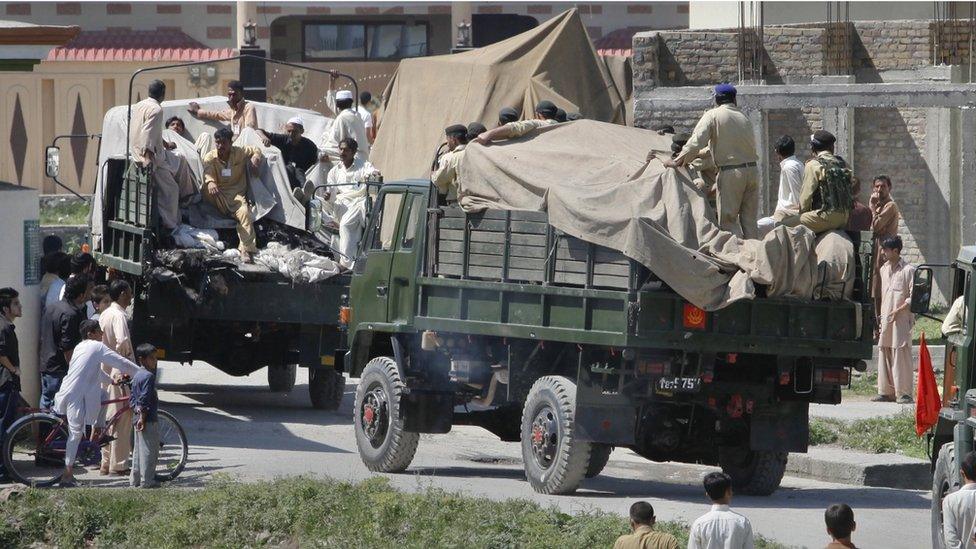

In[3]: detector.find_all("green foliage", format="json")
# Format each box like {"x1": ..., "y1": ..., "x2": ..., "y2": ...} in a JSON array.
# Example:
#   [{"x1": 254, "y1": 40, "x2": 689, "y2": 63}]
[
  {"x1": 913, "y1": 314, "x2": 946, "y2": 345},
  {"x1": 0, "y1": 476, "x2": 793, "y2": 548},
  {"x1": 809, "y1": 411, "x2": 927, "y2": 459},
  {"x1": 40, "y1": 199, "x2": 90, "y2": 226}
]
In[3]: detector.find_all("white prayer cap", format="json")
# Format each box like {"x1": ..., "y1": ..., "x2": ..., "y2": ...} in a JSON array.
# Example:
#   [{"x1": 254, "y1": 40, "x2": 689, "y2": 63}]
[
  {"x1": 287, "y1": 116, "x2": 304, "y2": 127},
  {"x1": 336, "y1": 90, "x2": 354, "y2": 101}
]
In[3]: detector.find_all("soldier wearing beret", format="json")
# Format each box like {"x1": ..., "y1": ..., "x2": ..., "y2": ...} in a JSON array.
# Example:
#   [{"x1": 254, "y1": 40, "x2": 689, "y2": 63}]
[
  {"x1": 432, "y1": 124, "x2": 469, "y2": 202},
  {"x1": 473, "y1": 101, "x2": 560, "y2": 144}
]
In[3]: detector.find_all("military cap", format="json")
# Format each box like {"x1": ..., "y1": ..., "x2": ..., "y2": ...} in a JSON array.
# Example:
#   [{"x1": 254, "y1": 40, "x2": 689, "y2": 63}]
[
  {"x1": 714, "y1": 83, "x2": 737, "y2": 96},
  {"x1": 534, "y1": 100, "x2": 558, "y2": 118},
  {"x1": 810, "y1": 129, "x2": 836, "y2": 147},
  {"x1": 672, "y1": 133, "x2": 691, "y2": 145},
  {"x1": 466, "y1": 122, "x2": 487, "y2": 139},
  {"x1": 445, "y1": 124, "x2": 468, "y2": 137},
  {"x1": 498, "y1": 107, "x2": 519, "y2": 124}
]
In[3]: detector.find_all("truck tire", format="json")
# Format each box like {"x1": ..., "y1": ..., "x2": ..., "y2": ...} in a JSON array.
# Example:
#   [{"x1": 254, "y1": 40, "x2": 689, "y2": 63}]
[
  {"x1": 309, "y1": 368, "x2": 344, "y2": 410},
  {"x1": 520, "y1": 375, "x2": 592, "y2": 495},
  {"x1": 718, "y1": 446, "x2": 787, "y2": 496},
  {"x1": 354, "y1": 357, "x2": 419, "y2": 473},
  {"x1": 268, "y1": 363, "x2": 297, "y2": 393},
  {"x1": 932, "y1": 443, "x2": 958, "y2": 549},
  {"x1": 585, "y1": 444, "x2": 613, "y2": 478}
]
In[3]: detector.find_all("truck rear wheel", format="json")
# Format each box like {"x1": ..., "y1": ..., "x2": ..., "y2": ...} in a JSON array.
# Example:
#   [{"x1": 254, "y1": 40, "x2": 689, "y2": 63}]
[
  {"x1": 585, "y1": 444, "x2": 613, "y2": 478},
  {"x1": 932, "y1": 443, "x2": 958, "y2": 549},
  {"x1": 718, "y1": 446, "x2": 787, "y2": 496},
  {"x1": 309, "y1": 368, "x2": 344, "y2": 410},
  {"x1": 268, "y1": 363, "x2": 297, "y2": 392},
  {"x1": 520, "y1": 375, "x2": 591, "y2": 494},
  {"x1": 354, "y1": 357, "x2": 419, "y2": 473}
]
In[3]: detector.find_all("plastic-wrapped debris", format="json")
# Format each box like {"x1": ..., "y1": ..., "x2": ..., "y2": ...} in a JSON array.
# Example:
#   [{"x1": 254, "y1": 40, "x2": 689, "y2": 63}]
[{"x1": 253, "y1": 242, "x2": 340, "y2": 283}]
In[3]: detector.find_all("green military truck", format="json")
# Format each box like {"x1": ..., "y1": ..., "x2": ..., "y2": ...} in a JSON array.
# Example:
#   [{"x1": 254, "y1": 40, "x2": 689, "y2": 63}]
[
  {"x1": 914, "y1": 248, "x2": 976, "y2": 547},
  {"x1": 345, "y1": 179, "x2": 876, "y2": 495}
]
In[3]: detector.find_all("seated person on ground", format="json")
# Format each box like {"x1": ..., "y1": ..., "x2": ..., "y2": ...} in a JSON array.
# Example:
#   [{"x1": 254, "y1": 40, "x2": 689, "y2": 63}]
[{"x1": 201, "y1": 128, "x2": 263, "y2": 263}]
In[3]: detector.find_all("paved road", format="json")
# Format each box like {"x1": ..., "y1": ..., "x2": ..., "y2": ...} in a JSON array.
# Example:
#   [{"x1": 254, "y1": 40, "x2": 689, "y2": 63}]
[{"x1": 77, "y1": 362, "x2": 933, "y2": 549}]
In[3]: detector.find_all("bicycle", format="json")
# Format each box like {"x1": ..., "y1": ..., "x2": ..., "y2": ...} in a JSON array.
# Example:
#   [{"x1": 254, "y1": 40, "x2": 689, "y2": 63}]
[{"x1": 2, "y1": 380, "x2": 188, "y2": 487}]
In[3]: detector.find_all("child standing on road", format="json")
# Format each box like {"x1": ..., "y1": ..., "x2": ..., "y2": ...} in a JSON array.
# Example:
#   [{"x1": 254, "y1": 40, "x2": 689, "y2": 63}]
[{"x1": 130, "y1": 344, "x2": 160, "y2": 488}]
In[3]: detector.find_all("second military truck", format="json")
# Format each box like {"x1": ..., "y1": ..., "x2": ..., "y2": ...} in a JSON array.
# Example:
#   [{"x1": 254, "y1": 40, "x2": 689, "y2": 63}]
[{"x1": 345, "y1": 179, "x2": 875, "y2": 495}]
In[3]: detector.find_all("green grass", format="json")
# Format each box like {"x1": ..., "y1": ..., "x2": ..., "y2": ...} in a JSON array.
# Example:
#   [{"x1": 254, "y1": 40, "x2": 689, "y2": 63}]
[
  {"x1": 843, "y1": 371, "x2": 879, "y2": 397},
  {"x1": 809, "y1": 411, "x2": 928, "y2": 459},
  {"x1": 0, "y1": 476, "x2": 789, "y2": 549},
  {"x1": 913, "y1": 314, "x2": 946, "y2": 345},
  {"x1": 40, "y1": 198, "x2": 90, "y2": 226}
]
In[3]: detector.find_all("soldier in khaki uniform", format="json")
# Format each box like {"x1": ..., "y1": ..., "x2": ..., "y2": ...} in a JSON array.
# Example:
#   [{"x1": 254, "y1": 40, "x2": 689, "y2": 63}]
[
  {"x1": 613, "y1": 502, "x2": 680, "y2": 549},
  {"x1": 431, "y1": 124, "x2": 468, "y2": 202},
  {"x1": 664, "y1": 84, "x2": 760, "y2": 239},
  {"x1": 202, "y1": 128, "x2": 263, "y2": 263},
  {"x1": 784, "y1": 130, "x2": 851, "y2": 234},
  {"x1": 472, "y1": 100, "x2": 559, "y2": 144}
]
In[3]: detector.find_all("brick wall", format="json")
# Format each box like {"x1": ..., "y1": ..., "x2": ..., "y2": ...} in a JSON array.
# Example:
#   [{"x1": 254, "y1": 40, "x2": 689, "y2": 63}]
[
  {"x1": 657, "y1": 31, "x2": 741, "y2": 86},
  {"x1": 853, "y1": 107, "x2": 932, "y2": 265},
  {"x1": 760, "y1": 27, "x2": 826, "y2": 83},
  {"x1": 851, "y1": 20, "x2": 931, "y2": 79}
]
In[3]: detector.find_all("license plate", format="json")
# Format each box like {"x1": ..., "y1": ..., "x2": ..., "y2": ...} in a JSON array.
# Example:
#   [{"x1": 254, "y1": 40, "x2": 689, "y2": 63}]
[{"x1": 656, "y1": 376, "x2": 701, "y2": 393}]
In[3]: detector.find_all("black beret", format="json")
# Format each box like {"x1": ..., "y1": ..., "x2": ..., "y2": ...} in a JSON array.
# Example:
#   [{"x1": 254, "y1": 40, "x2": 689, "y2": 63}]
[
  {"x1": 498, "y1": 107, "x2": 519, "y2": 123},
  {"x1": 445, "y1": 124, "x2": 468, "y2": 137},
  {"x1": 535, "y1": 100, "x2": 558, "y2": 117},
  {"x1": 811, "y1": 129, "x2": 836, "y2": 147},
  {"x1": 566, "y1": 112, "x2": 583, "y2": 121},
  {"x1": 466, "y1": 122, "x2": 487, "y2": 138},
  {"x1": 672, "y1": 133, "x2": 691, "y2": 145}
]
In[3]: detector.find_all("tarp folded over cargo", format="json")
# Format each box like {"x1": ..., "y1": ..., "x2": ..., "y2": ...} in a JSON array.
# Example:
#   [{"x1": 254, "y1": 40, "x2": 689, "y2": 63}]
[
  {"x1": 457, "y1": 119, "x2": 822, "y2": 311},
  {"x1": 371, "y1": 8, "x2": 621, "y2": 180}
]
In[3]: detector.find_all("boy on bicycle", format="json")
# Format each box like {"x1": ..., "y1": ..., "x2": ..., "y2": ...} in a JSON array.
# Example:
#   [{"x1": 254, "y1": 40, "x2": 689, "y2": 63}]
[
  {"x1": 131, "y1": 344, "x2": 160, "y2": 488},
  {"x1": 53, "y1": 319, "x2": 142, "y2": 487}
]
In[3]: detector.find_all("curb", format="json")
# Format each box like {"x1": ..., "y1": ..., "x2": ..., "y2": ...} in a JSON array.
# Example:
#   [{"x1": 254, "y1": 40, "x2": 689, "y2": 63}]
[
  {"x1": 862, "y1": 344, "x2": 945, "y2": 374},
  {"x1": 787, "y1": 447, "x2": 930, "y2": 490}
]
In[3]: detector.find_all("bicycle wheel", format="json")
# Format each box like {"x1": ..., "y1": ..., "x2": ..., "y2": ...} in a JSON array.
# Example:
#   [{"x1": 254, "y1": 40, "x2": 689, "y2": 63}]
[
  {"x1": 154, "y1": 409, "x2": 188, "y2": 481},
  {"x1": 3, "y1": 413, "x2": 68, "y2": 487}
]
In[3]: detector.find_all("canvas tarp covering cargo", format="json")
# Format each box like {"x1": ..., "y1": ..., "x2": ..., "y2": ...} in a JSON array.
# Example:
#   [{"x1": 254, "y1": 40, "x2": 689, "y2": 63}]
[
  {"x1": 91, "y1": 97, "x2": 333, "y2": 249},
  {"x1": 371, "y1": 9, "x2": 622, "y2": 181},
  {"x1": 457, "y1": 119, "x2": 841, "y2": 311}
]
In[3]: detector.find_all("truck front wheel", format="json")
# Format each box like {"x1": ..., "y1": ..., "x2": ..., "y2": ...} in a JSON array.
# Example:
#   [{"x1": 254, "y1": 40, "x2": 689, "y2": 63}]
[
  {"x1": 718, "y1": 446, "x2": 787, "y2": 496},
  {"x1": 309, "y1": 368, "x2": 344, "y2": 410},
  {"x1": 520, "y1": 375, "x2": 592, "y2": 494},
  {"x1": 268, "y1": 363, "x2": 297, "y2": 392},
  {"x1": 354, "y1": 357, "x2": 419, "y2": 473},
  {"x1": 932, "y1": 443, "x2": 958, "y2": 549}
]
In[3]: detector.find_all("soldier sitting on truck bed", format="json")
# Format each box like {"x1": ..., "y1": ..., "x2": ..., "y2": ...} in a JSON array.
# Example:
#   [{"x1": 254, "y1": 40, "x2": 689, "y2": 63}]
[
  {"x1": 201, "y1": 128, "x2": 263, "y2": 264},
  {"x1": 472, "y1": 100, "x2": 559, "y2": 144},
  {"x1": 431, "y1": 124, "x2": 468, "y2": 203}
]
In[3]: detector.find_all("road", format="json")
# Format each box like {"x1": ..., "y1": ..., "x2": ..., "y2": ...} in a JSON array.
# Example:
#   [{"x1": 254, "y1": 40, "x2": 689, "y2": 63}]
[{"x1": 82, "y1": 362, "x2": 932, "y2": 549}]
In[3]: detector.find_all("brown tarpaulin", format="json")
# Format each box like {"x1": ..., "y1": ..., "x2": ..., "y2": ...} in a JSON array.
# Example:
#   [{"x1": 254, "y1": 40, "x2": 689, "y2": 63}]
[
  {"x1": 457, "y1": 119, "x2": 825, "y2": 311},
  {"x1": 371, "y1": 9, "x2": 622, "y2": 180}
]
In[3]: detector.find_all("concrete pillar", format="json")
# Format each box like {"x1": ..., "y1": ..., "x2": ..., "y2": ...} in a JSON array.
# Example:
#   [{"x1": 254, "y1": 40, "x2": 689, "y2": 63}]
[
  {"x1": 236, "y1": 1, "x2": 256, "y2": 49},
  {"x1": 822, "y1": 107, "x2": 855, "y2": 174},
  {"x1": 960, "y1": 107, "x2": 976, "y2": 247},
  {"x1": 747, "y1": 109, "x2": 770, "y2": 213},
  {"x1": 451, "y1": 2, "x2": 472, "y2": 48},
  {"x1": 0, "y1": 184, "x2": 41, "y2": 407},
  {"x1": 926, "y1": 106, "x2": 956, "y2": 305}
]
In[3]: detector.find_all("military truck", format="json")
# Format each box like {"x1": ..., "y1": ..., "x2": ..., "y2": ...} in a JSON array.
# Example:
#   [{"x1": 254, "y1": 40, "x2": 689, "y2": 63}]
[
  {"x1": 345, "y1": 179, "x2": 876, "y2": 495},
  {"x1": 43, "y1": 57, "x2": 355, "y2": 409},
  {"x1": 914, "y1": 248, "x2": 976, "y2": 547}
]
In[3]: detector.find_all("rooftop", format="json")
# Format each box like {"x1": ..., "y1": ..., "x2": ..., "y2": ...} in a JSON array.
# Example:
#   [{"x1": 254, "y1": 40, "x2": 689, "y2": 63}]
[{"x1": 46, "y1": 29, "x2": 235, "y2": 62}]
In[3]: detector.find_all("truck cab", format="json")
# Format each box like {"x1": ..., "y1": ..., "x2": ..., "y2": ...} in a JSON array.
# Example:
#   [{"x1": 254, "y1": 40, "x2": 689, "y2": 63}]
[
  {"x1": 916, "y1": 247, "x2": 976, "y2": 547},
  {"x1": 346, "y1": 180, "x2": 875, "y2": 495}
]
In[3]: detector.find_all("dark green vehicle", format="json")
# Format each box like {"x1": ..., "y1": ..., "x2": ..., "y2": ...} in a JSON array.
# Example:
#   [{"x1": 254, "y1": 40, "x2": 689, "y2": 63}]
[
  {"x1": 913, "y1": 248, "x2": 976, "y2": 547},
  {"x1": 345, "y1": 179, "x2": 876, "y2": 495}
]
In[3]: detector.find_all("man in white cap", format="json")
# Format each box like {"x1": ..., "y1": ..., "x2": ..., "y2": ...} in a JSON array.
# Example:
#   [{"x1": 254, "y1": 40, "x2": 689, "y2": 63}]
[
  {"x1": 326, "y1": 137, "x2": 379, "y2": 269},
  {"x1": 258, "y1": 116, "x2": 319, "y2": 201},
  {"x1": 321, "y1": 73, "x2": 370, "y2": 165}
]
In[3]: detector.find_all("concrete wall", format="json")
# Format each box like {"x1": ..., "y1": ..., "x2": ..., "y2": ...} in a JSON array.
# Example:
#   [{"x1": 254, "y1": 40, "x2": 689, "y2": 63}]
[
  {"x1": 633, "y1": 19, "x2": 976, "y2": 304},
  {"x1": 0, "y1": 183, "x2": 41, "y2": 407},
  {"x1": 690, "y1": 1, "x2": 952, "y2": 30}
]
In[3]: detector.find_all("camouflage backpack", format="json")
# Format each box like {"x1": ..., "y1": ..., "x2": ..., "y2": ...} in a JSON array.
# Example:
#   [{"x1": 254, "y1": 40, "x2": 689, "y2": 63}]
[{"x1": 815, "y1": 155, "x2": 854, "y2": 213}]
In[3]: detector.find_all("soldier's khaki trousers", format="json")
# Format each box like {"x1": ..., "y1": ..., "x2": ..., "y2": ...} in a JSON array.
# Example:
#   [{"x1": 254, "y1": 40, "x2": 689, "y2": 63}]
[
  {"x1": 878, "y1": 345, "x2": 914, "y2": 398},
  {"x1": 715, "y1": 166, "x2": 759, "y2": 240}
]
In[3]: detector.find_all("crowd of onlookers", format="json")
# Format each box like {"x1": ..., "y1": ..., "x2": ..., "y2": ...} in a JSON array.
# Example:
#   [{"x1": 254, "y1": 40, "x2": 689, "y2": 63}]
[
  {"x1": 0, "y1": 235, "x2": 160, "y2": 488},
  {"x1": 613, "y1": 474, "x2": 859, "y2": 548}
]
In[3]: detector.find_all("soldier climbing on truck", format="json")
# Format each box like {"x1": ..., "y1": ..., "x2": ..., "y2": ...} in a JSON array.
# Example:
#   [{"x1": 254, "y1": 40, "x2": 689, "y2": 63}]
[{"x1": 343, "y1": 119, "x2": 876, "y2": 496}]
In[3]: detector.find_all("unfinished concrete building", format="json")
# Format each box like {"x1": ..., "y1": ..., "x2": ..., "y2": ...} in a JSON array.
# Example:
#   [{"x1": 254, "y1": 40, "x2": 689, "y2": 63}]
[{"x1": 633, "y1": 17, "x2": 976, "y2": 303}]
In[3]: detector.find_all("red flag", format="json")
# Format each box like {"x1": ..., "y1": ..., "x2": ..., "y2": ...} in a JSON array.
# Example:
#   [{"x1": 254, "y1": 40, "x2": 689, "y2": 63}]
[{"x1": 916, "y1": 332, "x2": 941, "y2": 437}]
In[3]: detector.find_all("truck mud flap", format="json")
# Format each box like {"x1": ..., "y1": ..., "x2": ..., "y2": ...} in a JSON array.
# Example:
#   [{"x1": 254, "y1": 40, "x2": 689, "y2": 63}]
[
  {"x1": 402, "y1": 389, "x2": 453, "y2": 434},
  {"x1": 575, "y1": 405, "x2": 636, "y2": 445},
  {"x1": 750, "y1": 401, "x2": 809, "y2": 453}
]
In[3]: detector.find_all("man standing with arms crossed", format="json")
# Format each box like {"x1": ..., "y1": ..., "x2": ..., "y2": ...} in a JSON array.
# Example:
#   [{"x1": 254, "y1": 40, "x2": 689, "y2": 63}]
[
  {"x1": 664, "y1": 83, "x2": 759, "y2": 239},
  {"x1": 99, "y1": 280, "x2": 135, "y2": 476}
]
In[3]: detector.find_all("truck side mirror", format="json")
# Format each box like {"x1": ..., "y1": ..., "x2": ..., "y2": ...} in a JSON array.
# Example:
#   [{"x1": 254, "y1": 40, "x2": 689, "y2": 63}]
[
  {"x1": 911, "y1": 267, "x2": 933, "y2": 314},
  {"x1": 45, "y1": 146, "x2": 60, "y2": 178}
]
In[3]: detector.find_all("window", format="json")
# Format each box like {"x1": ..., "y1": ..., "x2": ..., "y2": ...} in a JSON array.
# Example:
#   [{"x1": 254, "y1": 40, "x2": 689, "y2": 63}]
[
  {"x1": 369, "y1": 192, "x2": 404, "y2": 251},
  {"x1": 304, "y1": 22, "x2": 429, "y2": 61},
  {"x1": 401, "y1": 194, "x2": 425, "y2": 250}
]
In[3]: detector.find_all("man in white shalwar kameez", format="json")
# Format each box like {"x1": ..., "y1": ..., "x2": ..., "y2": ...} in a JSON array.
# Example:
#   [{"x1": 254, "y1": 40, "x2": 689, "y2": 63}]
[
  {"x1": 326, "y1": 137, "x2": 378, "y2": 269},
  {"x1": 53, "y1": 320, "x2": 142, "y2": 487}
]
